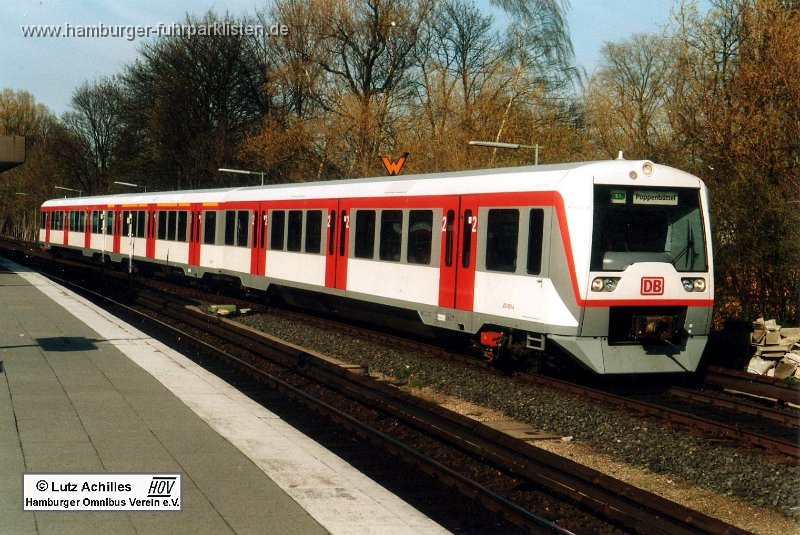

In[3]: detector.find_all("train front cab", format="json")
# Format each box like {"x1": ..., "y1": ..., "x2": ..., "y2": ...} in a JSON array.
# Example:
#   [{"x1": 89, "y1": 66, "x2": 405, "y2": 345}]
[{"x1": 550, "y1": 181, "x2": 714, "y2": 374}]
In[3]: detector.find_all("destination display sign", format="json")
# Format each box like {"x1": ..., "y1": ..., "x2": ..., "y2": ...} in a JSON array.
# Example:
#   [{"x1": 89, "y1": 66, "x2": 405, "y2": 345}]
[{"x1": 632, "y1": 191, "x2": 678, "y2": 205}]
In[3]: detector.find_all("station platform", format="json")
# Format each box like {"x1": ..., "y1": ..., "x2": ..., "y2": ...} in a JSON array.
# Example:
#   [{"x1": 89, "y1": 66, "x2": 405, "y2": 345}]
[{"x1": 0, "y1": 256, "x2": 447, "y2": 535}]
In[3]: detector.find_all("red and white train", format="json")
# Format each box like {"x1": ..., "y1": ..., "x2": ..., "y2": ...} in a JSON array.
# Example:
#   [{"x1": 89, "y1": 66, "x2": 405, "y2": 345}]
[{"x1": 39, "y1": 159, "x2": 714, "y2": 374}]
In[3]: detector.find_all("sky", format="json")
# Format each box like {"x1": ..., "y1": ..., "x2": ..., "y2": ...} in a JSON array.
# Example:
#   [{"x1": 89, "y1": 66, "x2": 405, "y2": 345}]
[{"x1": 1, "y1": 1, "x2": 707, "y2": 117}]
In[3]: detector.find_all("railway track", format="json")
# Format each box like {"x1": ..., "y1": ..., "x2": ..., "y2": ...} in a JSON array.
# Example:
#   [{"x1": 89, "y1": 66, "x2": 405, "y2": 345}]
[
  {"x1": 0, "y1": 244, "x2": 751, "y2": 534},
  {"x1": 516, "y1": 373, "x2": 799, "y2": 459},
  {"x1": 252, "y1": 299, "x2": 800, "y2": 461},
  {"x1": 7, "y1": 239, "x2": 800, "y2": 461},
  {"x1": 119, "y1": 288, "x2": 754, "y2": 534},
  {"x1": 3, "y1": 241, "x2": 796, "y2": 528},
  {"x1": 704, "y1": 365, "x2": 800, "y2": 407}
]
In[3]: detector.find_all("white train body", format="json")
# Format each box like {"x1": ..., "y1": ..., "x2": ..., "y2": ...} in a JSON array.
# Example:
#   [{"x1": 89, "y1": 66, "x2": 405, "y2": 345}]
[{"x1": 39, "y1": 160, "x2": 714, "y2": 374}]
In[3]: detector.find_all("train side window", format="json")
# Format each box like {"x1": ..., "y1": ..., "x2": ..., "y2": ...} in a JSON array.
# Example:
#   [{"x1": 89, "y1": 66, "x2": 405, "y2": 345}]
[
  {"x1": 287, "y1": 210, "x2": 303, "y2": 252},
  {"x1": 259, "y1": 211, "x2": 266, "y2": 249},
  {"x1": 40, "y1": 212, "x2": 46, "y2": 230},
  {"x1": 339, "y1": 211, "x2": 347, "y2": 256},
  {"x1": 444, "y1": 210, "x2": 455, "y2": 267},
  {"x1": 157, "y1": 211, "x2": 167, "y2": 239},
  {"x1": 486, "y1": 209, "x2": 519, "y2": 272},
  {"x1": 106, "y1": 211, "x2": 115, "y2": 235},
  {"x1": 70, "y1": 210, "x2": 84, "y2": 232},
  {"x1": 203, "y1": 211, "x2": 216, "y2": 244},
  {"x1": 305, "y1": 210, "x2": 322, "y2": 254},
  {"x1": 121, "y1": 211, "x2": 130, "y2": 236},
  {"x1": 379, "y1": 210, "x2": 402, "y2": 261},
  {"x1": 328, "y1": 210, "x2": 336, "y2": 255},
  {"x1": 91, "y1": 211, "x2": 99, "y2": 233},
  {"x1": 270, "y1": 210, "x2": 285, "y2": 250},
  {"x1": 354, "y1": 210, "x2": 376, "y2": 259},
  {"x1": 407, "y1": 210, "x2": 433, "y2": 265},
  {"x1": 224, "y1": 211, "x2": 236, "y2": 245},
  {"x1": 461, "y1": 209, "x2": 472, "y2": 268},
  {"x1": 527, "y1": 209, "x2": 544, "y2": 275},
  {"x1": 176, "y1": 211, "x2": 188, "y2": 242},
  {"x1": 165, "y1": 211, "x2": 176, "y2": 241},
  {"x1": 236, "y1": 210, "x2": 249, "y2": 247},
  {"x1": 136, "y1": 211, "x2": 146, "y2": 238}
]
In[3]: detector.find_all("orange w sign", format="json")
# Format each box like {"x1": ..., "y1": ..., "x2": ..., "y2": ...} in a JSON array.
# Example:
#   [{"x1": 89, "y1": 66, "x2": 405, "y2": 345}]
[{"x1": 381, "y1": 152, "x2": 408, "y2": 176}]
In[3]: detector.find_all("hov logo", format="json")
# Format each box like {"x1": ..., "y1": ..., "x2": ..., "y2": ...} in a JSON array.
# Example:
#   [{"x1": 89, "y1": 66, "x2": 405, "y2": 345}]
[
  {"x1": 640, "y1": 277, "x2": 664, "y2": 295},
  {"x1": 147, "y1": 477, "x2": 177, "y2": 498}
]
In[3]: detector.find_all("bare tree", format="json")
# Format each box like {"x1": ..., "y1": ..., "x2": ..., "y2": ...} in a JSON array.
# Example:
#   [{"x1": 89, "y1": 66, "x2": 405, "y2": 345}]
[
  {"x1": 0, "y1": 88, "x2": 52, "y2": 138},
  {"x1": 61, "y1": 78, "x2": 125, "y2": 194},
  {"x1": 315, "y1": 0, "x2": 431, "y2": 176},
  {"x1": 667, "y1": 0, "x2": 800, "y2": 323},
  {"x1": 0, "y1": 89, "x2": 58, "y2": 239},
  {"x1": 491, "y1": 0, "x2": 577, "y2": 91},
  {"x1": 122, "y1": 11, "x2": 270, "y2": 189},
  {"x1": 584, "y1": 34, "x2": 671, "y2": 160}
]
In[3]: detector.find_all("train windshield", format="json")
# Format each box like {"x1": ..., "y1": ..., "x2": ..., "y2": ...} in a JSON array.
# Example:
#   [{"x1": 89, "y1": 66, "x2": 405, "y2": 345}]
[{"x1": 591, "y1": 186, "x2": 708, "y2": 272}]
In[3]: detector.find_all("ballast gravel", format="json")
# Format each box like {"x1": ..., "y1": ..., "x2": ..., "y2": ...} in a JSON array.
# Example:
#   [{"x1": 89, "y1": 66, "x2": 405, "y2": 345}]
[{"x1": 236, "y1": 312, "x2": 800, "y2": 522}]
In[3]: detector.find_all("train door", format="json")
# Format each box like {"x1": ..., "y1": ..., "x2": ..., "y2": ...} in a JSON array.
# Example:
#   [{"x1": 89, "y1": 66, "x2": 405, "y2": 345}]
[
  {"x1": 112, "y1": 208, "x2": 122, "y2": 253},
  {"x1": 438, "y1": 195, "x2": 479, "y2": 310},
  {"x1": 438, "y1": 197, "x2": 460, "y2": 307},
  {"x1": 84, "y1": 209, "x2": 91, "y2": 248},
  {"x1": 62, "y1": 211, "x2": 68, "y2": 246},
  {"x1": 251, "y1": 205, "x2": 268, "y2": 276},
  {"x1": 324, "y1": 203, "x2": 350, "y2": 289},
  {"x1": 146, "y1": 206, "x2": 156, "y2": 258},
  {"x1": 188, "y1": 204, "x2": 202, "y2": 265}
]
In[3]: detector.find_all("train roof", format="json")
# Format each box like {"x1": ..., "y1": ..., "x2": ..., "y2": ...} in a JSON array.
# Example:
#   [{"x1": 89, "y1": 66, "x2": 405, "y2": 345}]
[{"x1": 41, "y1": 159, "x2": 704, "y2": 208}]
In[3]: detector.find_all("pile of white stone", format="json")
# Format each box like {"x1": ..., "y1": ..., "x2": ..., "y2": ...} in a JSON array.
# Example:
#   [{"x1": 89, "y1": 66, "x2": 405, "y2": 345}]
[{"x1": 746, "y1": 318, "x2": 800, "y2": 378}]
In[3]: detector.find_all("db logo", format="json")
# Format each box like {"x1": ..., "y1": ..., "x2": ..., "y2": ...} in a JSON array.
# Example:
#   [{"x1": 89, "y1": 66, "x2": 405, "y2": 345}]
[{"x1": 640, "y1": 277, "x2": 664, "y2": 295}]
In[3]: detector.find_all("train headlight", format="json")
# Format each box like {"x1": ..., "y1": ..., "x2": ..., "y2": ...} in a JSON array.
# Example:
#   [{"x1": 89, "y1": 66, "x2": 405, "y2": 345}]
[
  {"x1": 693, "y1": 278, "x2": 706, "y2": 292},
  {"x1": 681, "y1": 278, "x2": 706, "y2": 292},
  {"x1": 592, "y1": 277, "x2": 620, "y2": 292}
]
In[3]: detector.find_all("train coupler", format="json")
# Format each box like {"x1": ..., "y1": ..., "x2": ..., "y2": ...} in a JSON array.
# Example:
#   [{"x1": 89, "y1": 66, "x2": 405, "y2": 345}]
[{"x1": 479, "y1": 331, "x2": 506, "y2": 363}]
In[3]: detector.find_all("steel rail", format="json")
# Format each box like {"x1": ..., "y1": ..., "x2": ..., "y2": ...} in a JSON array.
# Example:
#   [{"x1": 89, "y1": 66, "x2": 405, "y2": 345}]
[
  {"x1": 82, "y1": 286, "x2": 570, "y2": 533},
  {"x1": 517, "y1": 374, "x2": 799, "y2": 459},
  {"x1": 139, "y1": 294, "x2": 748, "y2": 535},
  {"x1": 669, "y1": 386, "x2": 799, "y2": 428},
  {"x1": 705, "y1": 366, "x2": 800, "y2": 406}
]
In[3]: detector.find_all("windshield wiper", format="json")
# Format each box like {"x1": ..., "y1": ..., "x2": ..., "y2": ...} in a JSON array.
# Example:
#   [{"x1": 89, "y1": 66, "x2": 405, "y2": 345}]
[{"x1": 671, "y1": 225, "x2": 697, "y2": 269}]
